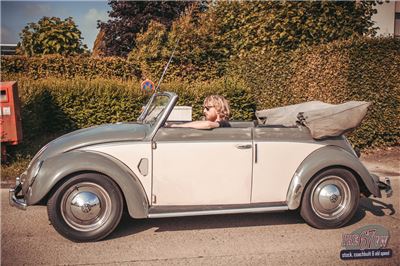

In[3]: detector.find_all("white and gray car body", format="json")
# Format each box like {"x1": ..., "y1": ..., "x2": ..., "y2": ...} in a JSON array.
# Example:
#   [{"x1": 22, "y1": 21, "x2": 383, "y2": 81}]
[{"x1": 10, "y1": 92, "x2": 392, "y2": 242}]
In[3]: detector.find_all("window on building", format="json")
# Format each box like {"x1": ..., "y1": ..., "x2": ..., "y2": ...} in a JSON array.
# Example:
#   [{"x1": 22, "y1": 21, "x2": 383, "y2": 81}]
[
  {"x1": 396, "y1": 13, "x2": 400, "y2": 37},
  {"x1": 396, "y1": 2, "x2": 400, "y2": 37}
]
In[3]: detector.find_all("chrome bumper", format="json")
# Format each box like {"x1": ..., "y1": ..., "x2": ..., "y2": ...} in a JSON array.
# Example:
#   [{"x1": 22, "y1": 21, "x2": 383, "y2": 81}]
[
  {"x1": 377, "y1": 177, "x2": 392, "y2": 198},
  {"x1": 9, "y1": 177, "x2": 27, "y2": 210}
]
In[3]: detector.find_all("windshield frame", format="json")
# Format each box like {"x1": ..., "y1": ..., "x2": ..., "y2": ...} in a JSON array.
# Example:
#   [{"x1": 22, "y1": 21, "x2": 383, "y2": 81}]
[{"x1": 139, "y1": 91, "x2": 178, "y2": 140}]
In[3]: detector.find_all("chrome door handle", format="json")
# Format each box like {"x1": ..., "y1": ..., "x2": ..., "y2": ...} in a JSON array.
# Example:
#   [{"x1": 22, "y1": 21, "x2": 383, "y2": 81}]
[{"x1": 235, "y1": 144, "x2": 252, "y2": 149}]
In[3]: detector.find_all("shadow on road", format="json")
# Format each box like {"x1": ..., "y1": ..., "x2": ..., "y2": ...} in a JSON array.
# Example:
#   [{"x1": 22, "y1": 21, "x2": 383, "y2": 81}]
[
  {"x1": 108, "y1": 210, "x2": 305, "y2": 240},
  {"x1": 348, "y1": 197, "x2": 396, "y2": 226},
  {"x1": 108, "y1": 197, "x2": 396, "y2": 241}
]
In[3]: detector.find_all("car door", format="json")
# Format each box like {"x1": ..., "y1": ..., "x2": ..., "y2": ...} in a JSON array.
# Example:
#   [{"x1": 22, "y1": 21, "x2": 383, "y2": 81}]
[
  {"x1": 152, "y1": 127, "x2": 253, "y2": 206},
  {"x1": 251, "y1": 127, "x2": 324, "y2": 203}
]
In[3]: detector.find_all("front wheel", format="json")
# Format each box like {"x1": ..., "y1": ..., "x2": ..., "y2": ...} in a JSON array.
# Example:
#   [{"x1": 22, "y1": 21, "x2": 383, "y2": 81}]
[
  {"x1": 300, "y1": 168, "x2": 359, "y2": 229},
  {"x1": 47, "y1": 173, "x2": 123, "y2": 242}
]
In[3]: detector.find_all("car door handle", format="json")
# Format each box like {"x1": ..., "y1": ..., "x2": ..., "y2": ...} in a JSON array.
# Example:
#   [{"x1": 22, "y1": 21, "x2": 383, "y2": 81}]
[{"x1": 235, "y1": 144, "x2": 252, "y2": 149}]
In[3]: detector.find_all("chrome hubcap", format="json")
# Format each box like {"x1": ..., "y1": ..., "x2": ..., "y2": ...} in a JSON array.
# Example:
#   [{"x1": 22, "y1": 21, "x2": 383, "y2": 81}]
[
  {"x1": 70, "y1": 191, "x2": 101, "y2": 221},
  {"x1": 61, "y1": 182, "x2": 112, "y2": 232},
  {"x1": 311, "y1": 176, "x2": 351, "y2": 220},
  {"x1": 318, "y1": 184, "x2": 341, "y2": 210}
]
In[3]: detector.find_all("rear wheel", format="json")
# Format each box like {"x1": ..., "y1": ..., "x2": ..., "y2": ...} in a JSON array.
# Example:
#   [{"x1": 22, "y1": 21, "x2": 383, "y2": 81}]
[
  {"x1": 300, "y1": 168, "x2": 359, "y2": 229},
  {"x1": 47, "y1": 173, "x2": 123, "y2": 242}
]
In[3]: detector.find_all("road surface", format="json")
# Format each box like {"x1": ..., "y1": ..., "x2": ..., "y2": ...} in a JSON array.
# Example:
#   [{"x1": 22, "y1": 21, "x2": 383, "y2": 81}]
[{"x1": 1, "y1": 175, "x2": 399, "y2": 265}]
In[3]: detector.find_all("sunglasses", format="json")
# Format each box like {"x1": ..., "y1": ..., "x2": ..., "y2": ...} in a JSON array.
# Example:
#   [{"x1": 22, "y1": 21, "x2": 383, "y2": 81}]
[{"x1": 203, "y1": 105, "x2": 214, "y2": 111}]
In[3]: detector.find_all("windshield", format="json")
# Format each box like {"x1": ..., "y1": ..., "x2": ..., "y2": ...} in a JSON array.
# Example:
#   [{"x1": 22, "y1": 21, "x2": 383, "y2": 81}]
[{"x1": 140, "y1": 94, "x2": 171, "y2": 125}]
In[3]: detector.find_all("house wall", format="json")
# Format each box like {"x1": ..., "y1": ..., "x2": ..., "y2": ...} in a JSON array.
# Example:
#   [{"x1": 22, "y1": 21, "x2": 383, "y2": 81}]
[
  {"x1": 373, "y1": 1, "x2": 395, "y2": 36},
  {"x1": 395, "y1": 1, "x2": 400, "y2": 37}
]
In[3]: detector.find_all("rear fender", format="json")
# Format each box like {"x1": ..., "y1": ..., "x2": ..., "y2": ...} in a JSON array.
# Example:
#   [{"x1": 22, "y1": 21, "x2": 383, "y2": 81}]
[{"x1": 286, "y1": 145, "x2": 381, "y2": 210}]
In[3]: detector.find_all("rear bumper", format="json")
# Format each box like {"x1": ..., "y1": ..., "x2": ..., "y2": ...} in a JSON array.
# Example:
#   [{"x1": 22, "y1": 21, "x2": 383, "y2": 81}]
[
  {"x1": 9, "y1": 177, "x2": 27, "y2": 210},
  {"x1": 377, "y1": 177, "x2": 392, "y2": 198}
]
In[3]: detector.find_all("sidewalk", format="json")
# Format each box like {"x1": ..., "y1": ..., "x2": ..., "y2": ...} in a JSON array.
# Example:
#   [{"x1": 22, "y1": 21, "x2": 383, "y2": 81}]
[{"x1": 361, "y1": 146, "x2": 400, "y2": 178}]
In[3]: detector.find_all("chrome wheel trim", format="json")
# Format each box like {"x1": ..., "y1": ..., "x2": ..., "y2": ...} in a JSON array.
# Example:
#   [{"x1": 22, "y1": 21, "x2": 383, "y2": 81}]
[
  {"x1": 61, "y1": 182, "x2": 112, "y2": 232},
  {"x1": 310, "y1": 176, "x2": 351, "y2": 220},
  {"x1": 70, "y1": 191, "x2": 101, "y2": 221}
]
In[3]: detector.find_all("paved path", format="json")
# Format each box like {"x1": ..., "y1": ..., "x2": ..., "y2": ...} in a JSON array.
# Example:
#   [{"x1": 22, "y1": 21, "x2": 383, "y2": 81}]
[{"x1": 1, "y1": 175, "x2": 399, "y2": 265}]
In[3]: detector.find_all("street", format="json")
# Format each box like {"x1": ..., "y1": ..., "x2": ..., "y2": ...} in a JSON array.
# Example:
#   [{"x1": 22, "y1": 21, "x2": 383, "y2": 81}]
[{"x1": 1, "y1": 176, "x2": 399, "y2": 265}]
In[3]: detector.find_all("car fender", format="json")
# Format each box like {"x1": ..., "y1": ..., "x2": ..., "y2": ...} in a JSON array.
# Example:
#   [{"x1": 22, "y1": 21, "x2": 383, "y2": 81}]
[
  {"x1": 28, "y1": 150, "x2": 149, "y2": 218},
  {"x1": 286, "y1": 145, "x2": 380, "y2": 210}
]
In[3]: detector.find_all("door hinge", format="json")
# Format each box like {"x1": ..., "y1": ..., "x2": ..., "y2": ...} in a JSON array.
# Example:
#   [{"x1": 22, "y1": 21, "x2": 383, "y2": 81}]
[
  {"x1": 152, "y1": 142, "x2": 157, "y2": 149},
  {"x1": 152, "y1": 195, "x2": 157, "y2": 204}
]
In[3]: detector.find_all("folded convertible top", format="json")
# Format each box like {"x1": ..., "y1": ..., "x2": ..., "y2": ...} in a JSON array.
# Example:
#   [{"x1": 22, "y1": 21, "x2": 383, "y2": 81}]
[{"x1": 256, "y1": 101, "x2": 371, "y2": 139}]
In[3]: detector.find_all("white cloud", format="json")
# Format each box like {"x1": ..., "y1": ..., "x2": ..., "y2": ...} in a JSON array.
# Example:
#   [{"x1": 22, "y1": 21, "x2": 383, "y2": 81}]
[
  {"x1": 84, "y1": 8, "x2": 108, "y2": 24},
  {"x1": 21, "y1": 4, "x2": 52, "y2": 17},
  {"x1": 79, "y1": 8, "x2": 109, "y2": 50},
  {"x1": 1, "y1": 26, "x2": 18, "y2": 44}
]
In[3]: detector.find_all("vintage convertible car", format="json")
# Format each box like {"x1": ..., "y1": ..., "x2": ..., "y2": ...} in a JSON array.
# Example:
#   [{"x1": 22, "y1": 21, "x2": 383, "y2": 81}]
[{"x1": 10, "y1": 92, "x2": 392, "y2": 242}]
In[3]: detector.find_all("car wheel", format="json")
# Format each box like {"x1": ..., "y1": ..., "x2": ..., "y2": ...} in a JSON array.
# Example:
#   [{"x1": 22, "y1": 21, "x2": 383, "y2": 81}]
[
  {"x1": 300, "y1": 168, "x2": 359, "y2": 229},
  {"x1": 47, "y1": 173, "x2": 123, "y2": 242}
]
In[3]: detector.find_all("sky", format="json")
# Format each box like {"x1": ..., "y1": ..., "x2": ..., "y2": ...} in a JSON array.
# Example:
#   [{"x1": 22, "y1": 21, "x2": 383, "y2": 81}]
[
  {"x1": 1, "y1": 0, "x2": 111, "y2": 51},
  {"x1": 0, "y1": 1, "x2": 396, "y2": 51}
]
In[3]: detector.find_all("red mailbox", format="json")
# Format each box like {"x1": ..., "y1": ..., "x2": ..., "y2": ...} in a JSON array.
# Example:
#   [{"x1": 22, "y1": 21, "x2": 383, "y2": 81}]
[{"x1": 1, "y1": 81, "x2": 23, "y2": 160}]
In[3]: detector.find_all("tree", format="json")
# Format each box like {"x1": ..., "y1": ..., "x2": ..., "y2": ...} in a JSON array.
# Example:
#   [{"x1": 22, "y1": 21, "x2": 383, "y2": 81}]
[
  {"x1": 128, "y1": 1, "x2": 380, "y2": 81},
  {"x1": 17, "y1": 16, "x2": 88, "y2": 56},
  {"x1": 92, "y1": 28, "x2": 106, "y2": 57},
  {"x1": 128, "y1": 20, "x2": 168, "y2": 80},
  {"x1": 128, "y1": 3, "x2": 226, "y2": 81},
  {"x1": 98, "y1": 0, "x2": 191, "y2": 57},
  {"x1": 212, "y1": 1, "x2": 378, "y2": 57}
]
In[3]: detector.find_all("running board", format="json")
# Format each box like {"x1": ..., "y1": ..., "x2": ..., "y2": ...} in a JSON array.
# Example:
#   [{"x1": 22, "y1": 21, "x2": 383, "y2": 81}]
[{"x1": 148, "y1": 204, "x2": 288, "y2": 218}]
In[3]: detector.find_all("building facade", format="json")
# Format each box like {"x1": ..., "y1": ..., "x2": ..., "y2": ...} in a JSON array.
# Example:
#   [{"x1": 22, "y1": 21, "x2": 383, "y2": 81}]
[{"x1": 373, "y1": 1, "x2": 400, "y2": 37}]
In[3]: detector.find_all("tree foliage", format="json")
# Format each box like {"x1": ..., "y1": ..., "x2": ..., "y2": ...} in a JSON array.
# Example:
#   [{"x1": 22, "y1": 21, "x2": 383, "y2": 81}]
[
  {"x1": 212, "y1": 1, "x2": 378, "y2": 57},
  {"x1": 92, "y1": 28, "x2": 106, "y2": 57},
  {"x1": 126, "y1": 1, "x2": 379, "y2": 80},
  {"x1": 128, "y1": 20, "x2": 168, "y2": 80},
  {"x1": 98, "y1": 0, "x2": 191, "y2": 57},
  {"x1": 128, "y1": 4, "x2": 225, "y2": 81},
  {"x1": 17, "y1": 16, "x2": 88, "y2": 56}
]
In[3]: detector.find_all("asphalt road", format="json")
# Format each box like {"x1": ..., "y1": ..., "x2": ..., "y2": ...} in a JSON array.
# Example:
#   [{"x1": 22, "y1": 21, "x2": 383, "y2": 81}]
[{"x1": 1, "y1": 178, "x2": 399, "y2": 265}]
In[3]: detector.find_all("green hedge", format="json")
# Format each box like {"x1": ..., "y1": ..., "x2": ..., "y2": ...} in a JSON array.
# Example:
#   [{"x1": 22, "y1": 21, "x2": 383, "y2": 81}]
[
  {"x1": 3, "y1": 77, "x2": 254, "y2": 160},
  {"x1": 1, "y1": 55, "x2": 142, "y2": 80},
  {"x1": 1, "y1": 37, "x2": 398, "y2": 161},
  {"x1": 232, "y1": 37, "x2": 400, "y2": 148}
]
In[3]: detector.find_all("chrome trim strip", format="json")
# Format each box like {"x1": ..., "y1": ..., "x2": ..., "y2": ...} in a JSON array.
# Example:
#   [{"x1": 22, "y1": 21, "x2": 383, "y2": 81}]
[{"x1": 148, "y1": 205, "x2": 288, "y2": 218}]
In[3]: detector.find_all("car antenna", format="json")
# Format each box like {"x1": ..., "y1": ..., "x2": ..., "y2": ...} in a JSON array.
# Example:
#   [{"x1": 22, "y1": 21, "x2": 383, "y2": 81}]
[{"x1": 154, "y1": 37, "x2": 180, "y2": 92}]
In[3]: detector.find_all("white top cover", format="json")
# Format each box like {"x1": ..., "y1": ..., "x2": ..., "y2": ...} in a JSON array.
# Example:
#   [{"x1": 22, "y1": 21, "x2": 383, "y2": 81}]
[{"x1": 256, "y1": 101, "x2": 371, "y2": 139}]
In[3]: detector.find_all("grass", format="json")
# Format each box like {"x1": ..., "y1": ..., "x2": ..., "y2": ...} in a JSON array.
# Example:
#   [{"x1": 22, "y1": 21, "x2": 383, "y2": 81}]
[
  {"x1": 1, "y1": 157, "x2": 30, "y2": 185},
  {"x1": 1, "y1": 132, "x2": 63, "y2": 185}
]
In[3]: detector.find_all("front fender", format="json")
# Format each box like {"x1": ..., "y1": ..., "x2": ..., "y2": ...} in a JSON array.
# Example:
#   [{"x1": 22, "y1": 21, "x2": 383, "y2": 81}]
[
  {"x1": 28, "y1": 150, "x2": 149, "y2": 218},
  {"x1": 286, "y1": 145, "x2": 380, "y2": 210}
]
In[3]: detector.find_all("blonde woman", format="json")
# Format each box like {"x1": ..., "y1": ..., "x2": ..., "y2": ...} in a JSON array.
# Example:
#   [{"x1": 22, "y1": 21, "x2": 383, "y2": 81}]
[{"x1": 170, "y1": 95, "x2": 231, "y2": 129}]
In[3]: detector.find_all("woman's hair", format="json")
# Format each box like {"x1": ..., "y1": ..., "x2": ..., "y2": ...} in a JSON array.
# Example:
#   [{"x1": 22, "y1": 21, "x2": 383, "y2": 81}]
[{"x1": 204, "y1": 95, "x2": 231, "y2": 120}]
